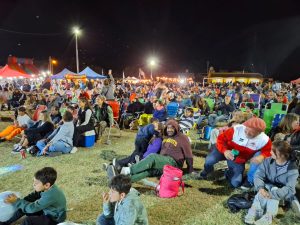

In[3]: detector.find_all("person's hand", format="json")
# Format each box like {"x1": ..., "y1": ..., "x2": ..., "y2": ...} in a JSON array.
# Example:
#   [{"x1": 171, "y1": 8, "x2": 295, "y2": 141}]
[
  {"x1": 259, "y1": 188, "x2": 271, "y2": 199},
  {"x1": 5, "y1": 194, "x2": 18, "y2": 204},
  {"x1": 42, "y1": 146, "x2": 49, "y2": 155},
  {"x1": 102, "y1": 192, "x2": 110, "y2": 203},
  {"x1": 224, "y1": 150, "x2": 234, "y2": 161},
  {"x1": 251, "y1": 155, "x2": 264, "y2": 164}
]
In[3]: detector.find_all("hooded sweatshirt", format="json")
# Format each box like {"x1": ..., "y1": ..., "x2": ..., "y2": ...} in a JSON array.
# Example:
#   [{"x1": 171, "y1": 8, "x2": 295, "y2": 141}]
[{"x1": 160, "y1": 120, "x2": 194, "y2": 173}]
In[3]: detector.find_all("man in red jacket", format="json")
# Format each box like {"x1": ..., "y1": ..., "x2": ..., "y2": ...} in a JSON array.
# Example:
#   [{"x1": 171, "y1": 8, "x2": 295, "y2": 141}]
[
  {"x1": 198, "y1": 117, "x2": 272, "y2": 188},
  {"x1": 109, "y1": 119, "x2": 194, "y2": 182}
]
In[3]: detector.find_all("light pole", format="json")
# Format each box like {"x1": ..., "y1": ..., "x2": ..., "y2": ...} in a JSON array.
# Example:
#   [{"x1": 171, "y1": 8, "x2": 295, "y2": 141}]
[
  {"x1": 148, "y1": 58, "x2": 157, "y2": 80},
  {"x1": 73, "y1": 27, "x2": 81, "y2": 73}
]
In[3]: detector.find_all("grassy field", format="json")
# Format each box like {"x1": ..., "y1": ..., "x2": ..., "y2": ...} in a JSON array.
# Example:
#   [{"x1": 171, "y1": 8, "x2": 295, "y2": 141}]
[{"x1": 0, "y1": 121, "x2": 299, "y2": 225}]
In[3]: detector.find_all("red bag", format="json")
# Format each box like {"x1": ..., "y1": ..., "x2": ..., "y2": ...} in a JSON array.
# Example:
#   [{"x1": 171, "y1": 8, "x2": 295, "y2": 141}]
[{"x1": 156, "y1": 165, "x2": 184, "y2": 198}]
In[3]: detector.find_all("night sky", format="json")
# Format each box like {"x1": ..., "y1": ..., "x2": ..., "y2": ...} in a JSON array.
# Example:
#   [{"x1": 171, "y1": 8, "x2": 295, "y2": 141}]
[{"x1": 1, "y1": 0, "x2": 300, "y2": 81}]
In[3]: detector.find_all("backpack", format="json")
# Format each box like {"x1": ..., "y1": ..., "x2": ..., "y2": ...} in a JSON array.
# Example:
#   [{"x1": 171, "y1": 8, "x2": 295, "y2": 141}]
[
  {"x1": 156, "y1": 165, "x2": 184, "y2": 198},
  {"x1": 227, "y1": 192, "x2": 255, "y2": 213}
]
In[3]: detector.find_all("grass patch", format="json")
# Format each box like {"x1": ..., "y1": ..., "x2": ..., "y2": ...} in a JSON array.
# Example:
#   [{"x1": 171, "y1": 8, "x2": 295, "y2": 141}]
[{"x1": 0, "y1": 122, "x2": 299, "y2": 224}]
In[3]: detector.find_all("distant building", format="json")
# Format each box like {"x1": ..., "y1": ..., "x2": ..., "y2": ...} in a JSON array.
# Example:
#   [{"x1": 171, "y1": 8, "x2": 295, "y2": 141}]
[{"x1": 205, "y1": 67, "x2": 263, "y2": 84}]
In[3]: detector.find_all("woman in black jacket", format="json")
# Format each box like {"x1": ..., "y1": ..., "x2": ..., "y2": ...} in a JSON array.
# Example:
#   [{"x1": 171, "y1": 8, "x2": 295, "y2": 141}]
[
  {"x1": 12, "y1": 110, "x2": 54, "y2": 153},
  {"x1": 73, "y1": 97, "x2": 95, "y2": 147}
]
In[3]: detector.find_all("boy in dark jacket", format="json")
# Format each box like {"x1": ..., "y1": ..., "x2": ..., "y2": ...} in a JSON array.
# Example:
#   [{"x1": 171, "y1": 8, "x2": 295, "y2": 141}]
[{"x1": 1, "y1": 167, "x2": 67, "y2": 225}]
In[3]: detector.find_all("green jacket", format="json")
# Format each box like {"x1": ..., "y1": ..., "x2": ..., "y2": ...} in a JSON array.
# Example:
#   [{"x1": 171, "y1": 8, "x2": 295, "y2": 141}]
[
  {"x1": 14, "y1": 184, "x2": 67, "y2": 223},
  {"x1": 103, "y1": 188, "x2": 148, "y2": 225}
]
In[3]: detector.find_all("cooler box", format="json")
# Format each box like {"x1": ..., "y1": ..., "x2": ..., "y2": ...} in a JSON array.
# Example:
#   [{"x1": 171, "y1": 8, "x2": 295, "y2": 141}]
[{"x1": 81, "y1": 130, "x2": 96, "y2": 147}]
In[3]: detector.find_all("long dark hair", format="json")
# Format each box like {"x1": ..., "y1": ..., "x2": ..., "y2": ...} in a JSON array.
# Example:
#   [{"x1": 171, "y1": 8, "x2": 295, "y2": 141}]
[{"x1": 78, "y1": 97, "x2": 92, "y2": 111}]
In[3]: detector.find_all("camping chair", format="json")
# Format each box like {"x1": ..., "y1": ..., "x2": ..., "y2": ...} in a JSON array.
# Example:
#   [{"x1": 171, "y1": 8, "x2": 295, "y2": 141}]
[
  {"x1": 271, "y1": 114, "x2": 285, "y2": 129},
  {"x1": 204, "y1": 98, "x2": 215, "y2": 112},
  {"x1": 239, "y1": 102, "x2": 260, "y2": 117},
  {"x1": 104, "y1": 100, "x2": 121, "y2": 144},
  {"x1": 263, "y1": 103, "x2": 288, "y2": 133},
  {"x1": 32, "y1": 105, "x2": 47, "y2": 121},
  {"x1": 250, "y1": 94, "x2": 261, "y2": 105}
]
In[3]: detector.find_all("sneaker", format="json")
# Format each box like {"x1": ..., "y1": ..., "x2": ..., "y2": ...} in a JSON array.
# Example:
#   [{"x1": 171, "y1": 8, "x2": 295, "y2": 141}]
[
  {"x1": 102, "y1": 163, "x2": 109, "y2": 171},
  {"x1": 135, "y1": 155, "x2": 140, "y2": 163},
  {"x1": 196, "y1": 170, "x2": 208, "y2": 180},
  {"x1": 254, "y1": 213, "x2": 273, "y2": 225},
  {"x1": 13, "y1": 143, "x2": 20, "y2": 150},
  {"x1": 244, "y1": 207, "x2": 263, "y2": 224},
  {"x1": 120, "y1": 167, "x2": 131, "y2": 175},
  {"x1": 107, "y1": 165, "x2": 118, "y2": 181},
  {"x1": 291, "y1": 199, "x2": 300, "y2": 218},
  {"x1": 70, "y1": 147, "x2": 78, "y2": 154},
  {"x1": 241, "y1": 179, "x2": 253, "y2": 190},
  {"x1": 112, "y1": 158, "x2": 122, "y2": 173},
  {"x1": 11, "y1": 146, "x2": 23, "y2": 154}
]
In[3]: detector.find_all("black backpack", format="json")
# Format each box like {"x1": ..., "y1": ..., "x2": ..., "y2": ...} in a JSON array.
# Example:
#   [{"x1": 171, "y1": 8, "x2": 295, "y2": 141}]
[{"x1": 227, "y1": 192, "x2": 255, "y2": 213}]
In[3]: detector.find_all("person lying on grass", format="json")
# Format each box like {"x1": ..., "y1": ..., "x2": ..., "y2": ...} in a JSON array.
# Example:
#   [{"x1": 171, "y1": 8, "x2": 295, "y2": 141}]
[
  {"x1": 96, "y1": 174, "x2": 148, "y2": 225},
  {"x1": 1, "y1": 167, "x2": 67, "y2": 225},
  {"x1": 107, "y1": 119, "x2": 194, "y2": 182},
  {"x1": 244, "y1": 141, "x2": 300, "y2": 225}
]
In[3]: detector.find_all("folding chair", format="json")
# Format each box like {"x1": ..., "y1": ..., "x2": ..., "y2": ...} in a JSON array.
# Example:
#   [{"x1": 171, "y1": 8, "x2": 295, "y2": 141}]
[
  {"x1": 104, "y1": 100, "x2": 121, "y2": 144},
  {"x1": 263, "y1": 103, "x2": 288, "y2": 133}
]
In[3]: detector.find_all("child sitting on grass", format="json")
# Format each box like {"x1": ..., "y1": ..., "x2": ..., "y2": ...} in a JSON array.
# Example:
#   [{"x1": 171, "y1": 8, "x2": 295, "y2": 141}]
[
  {"x1": 96, "y1": 174, "x2": 148, "y2": 225},
  {"x1": 244, "y1": 141, "x2": 300, "y2": 225},
  {"x1": 1, "y1": 167, "x2": 67, "y2": 225}
]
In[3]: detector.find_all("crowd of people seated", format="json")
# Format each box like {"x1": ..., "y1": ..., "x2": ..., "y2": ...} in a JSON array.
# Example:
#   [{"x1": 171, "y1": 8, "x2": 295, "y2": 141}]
[{"x1": 1, "y1": 77, "x2": 300, "y2": 224}]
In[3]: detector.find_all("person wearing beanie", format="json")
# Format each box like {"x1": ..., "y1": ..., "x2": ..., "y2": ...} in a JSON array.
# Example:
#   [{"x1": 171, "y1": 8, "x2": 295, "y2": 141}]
[{"x1": 198, "y1": 117, "x2": 272, "y2": 189}]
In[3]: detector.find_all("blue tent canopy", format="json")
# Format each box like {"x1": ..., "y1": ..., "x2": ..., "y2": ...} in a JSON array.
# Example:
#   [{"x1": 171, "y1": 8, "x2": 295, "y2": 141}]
[
  {"x1": 51, "y1": 68, "x2": 77, "y2": 79},
  {"x1": 79, "y1": 67, "x2": 106, "y2": 79}
]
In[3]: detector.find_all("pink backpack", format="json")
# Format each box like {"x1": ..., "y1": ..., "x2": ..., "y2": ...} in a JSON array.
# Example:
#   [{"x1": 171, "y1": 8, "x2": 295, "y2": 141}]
[{"x1": 156, "y1": 165, "x2": 184, "y2": 198}]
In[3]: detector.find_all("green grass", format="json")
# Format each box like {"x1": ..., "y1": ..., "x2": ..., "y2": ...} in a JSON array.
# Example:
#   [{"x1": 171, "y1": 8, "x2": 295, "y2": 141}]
[{"x1": 0, "y1": 122, "x2": 299, "y2": 225}]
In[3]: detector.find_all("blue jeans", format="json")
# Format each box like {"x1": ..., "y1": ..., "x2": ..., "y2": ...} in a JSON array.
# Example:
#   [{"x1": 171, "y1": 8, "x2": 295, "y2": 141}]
[
  {"x1": 96, "y1": 214, "x2": 115, "y2": 225},
  {"x1": 36, "y1": 140, "x2": 72, "y2": 155},
  {"x1": 247, "y1": 151, "x2": 262, "y2": 185},
  {"x1": 202, "y1": 145, "x2": 245, "y2": 188},
  {"x1": 208, "y1": 114, "x2": 228, "y2": 127}
]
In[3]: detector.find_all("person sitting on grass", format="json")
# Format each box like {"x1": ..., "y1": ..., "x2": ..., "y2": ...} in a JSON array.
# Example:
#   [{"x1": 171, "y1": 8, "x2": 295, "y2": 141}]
[
  {"x1": 142, "y1": 122, "x2": 164, "y2": 159},
  {"x1": 12, "y1": 110, "x2": 54, "y2": 153},
  {"x1": 0, "y1": 106, "x2": 33, "y2": 143},
  {"x1": 107, "y1": 119, "x2": 194, "y2": 182},
  {"x1": 96, "y1": 174, "x2": 148, "y2": 225},
  {"x1": 178, "y1": 107, "x2": 194, "y2": 133},
  {"x1": 244, "y1": 141, "x2": 300, "y2": 225},
  {"x1": 198, "y1": 117, "x2": 272, "y2": 189},
  {"x1": 109, "y1": 118, "x2": 159, "y2": 171},
  {"x1": 94, "y1": 95, "x2": 113, "y2": 140},
  {"x1": 73, "y1": 97, "x2": 95, "y2": 148},
  {"x1": 0, "y1": 167, "x2": 66, "y2": 225},
  {"x1": 35, "y1": 111, "x2": 74, "y2": 156},
  {"x1": 50, "y1": 106, "x2": 62, "y2": 125}
]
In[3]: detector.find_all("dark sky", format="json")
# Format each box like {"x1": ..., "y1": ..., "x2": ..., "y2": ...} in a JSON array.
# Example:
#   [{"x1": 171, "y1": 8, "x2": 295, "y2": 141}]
[{"x1": 1, "y1": 0, "x2": 300, "y2": 80}]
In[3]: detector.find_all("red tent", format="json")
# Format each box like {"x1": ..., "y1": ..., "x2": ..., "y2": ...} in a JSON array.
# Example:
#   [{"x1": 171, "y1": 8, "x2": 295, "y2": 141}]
[{"x1": 0, "y1": 65, "x2": 32, "y2": 79}]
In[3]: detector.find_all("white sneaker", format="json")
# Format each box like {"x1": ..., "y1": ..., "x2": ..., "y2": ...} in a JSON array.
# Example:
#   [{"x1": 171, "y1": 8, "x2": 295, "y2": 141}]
[
  {"x1": 291, "y1": 199, "x2": 300, "y2": 218},
  {"x1": 254, "y1": 213, "x2": 272, "y2": 225},
  {"x1": 70, "y1": 147, "x2": 78, "y2": 154},
  {"x1": 13, "y1": 143, "x2": 20, "y2": 149},
  {"x1": 244, "y1": 207, "x2": 263, "y2": 224},
  {"x1": 120, "y1": 167, "x2": 130, "y2": 175}
]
